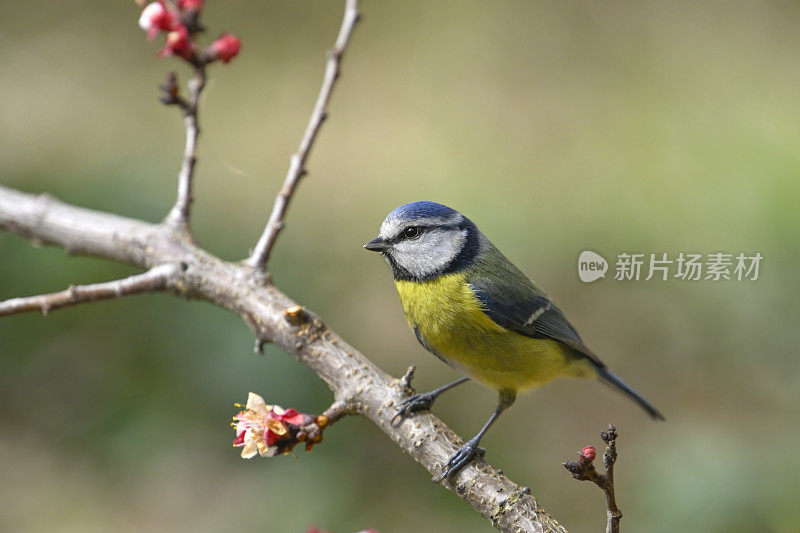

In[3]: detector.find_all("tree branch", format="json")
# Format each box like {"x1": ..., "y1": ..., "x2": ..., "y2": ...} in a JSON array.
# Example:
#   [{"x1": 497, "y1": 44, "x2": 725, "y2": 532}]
[
  {"x1": 0, "y1": 186, "x2": 156, "y2": 265},
  {"x1": 563, "y1": 424, "x2": 622, "y2": 533},
  {"x1": 602, "y1": 427, "x2": 621, "y2": 533},
  {"x1": 164, "y1": 66, "x2": 206, "y2": 229},
  {"x1": 0, "y1": 263, "x2": 177, "y2": 317},
  {"x1": 246, "y1": 0, "x2": 360, "y2": 269},
  {"x1": 1, "y1": 3, "x2": 570, "y2": 531},
  {"x1": 0, "y1": 185, "x2": 565, "y2": 533}
]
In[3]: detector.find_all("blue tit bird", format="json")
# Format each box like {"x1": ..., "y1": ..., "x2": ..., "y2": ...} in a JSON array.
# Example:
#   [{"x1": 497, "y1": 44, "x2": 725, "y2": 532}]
[{"x1": 364, "y1": 201, "x2": 664, "y2": 478}]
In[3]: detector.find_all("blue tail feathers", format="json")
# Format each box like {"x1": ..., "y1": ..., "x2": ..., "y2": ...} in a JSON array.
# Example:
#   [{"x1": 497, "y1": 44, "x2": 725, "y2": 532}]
[{"x1": 596, "y1": 366, "x2": 665, "y2": 421}]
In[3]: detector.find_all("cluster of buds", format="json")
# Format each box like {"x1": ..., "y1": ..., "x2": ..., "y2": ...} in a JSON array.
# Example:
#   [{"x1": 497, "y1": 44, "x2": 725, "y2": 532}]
[
  {"x1": 137, "y1": 1, "x2": 240, "y2": 65},
  {"x1": 232, "y1": 392, "x2": 329, "y2": 458}
]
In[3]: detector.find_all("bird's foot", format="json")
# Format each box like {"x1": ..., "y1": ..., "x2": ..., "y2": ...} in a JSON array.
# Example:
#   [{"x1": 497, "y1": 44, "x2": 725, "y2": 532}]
[
  {"x1": 392, "y1": 391, "x2": 438, "y2": 423},
  {"x1": 441, "y1": 438, "x2": 485, "y2": 479}
]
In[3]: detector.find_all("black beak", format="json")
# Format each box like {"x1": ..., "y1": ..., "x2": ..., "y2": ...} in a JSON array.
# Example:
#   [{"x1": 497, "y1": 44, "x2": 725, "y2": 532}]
[{"x1": 363, "y1": 236, "x2": 388, "y2": 252}]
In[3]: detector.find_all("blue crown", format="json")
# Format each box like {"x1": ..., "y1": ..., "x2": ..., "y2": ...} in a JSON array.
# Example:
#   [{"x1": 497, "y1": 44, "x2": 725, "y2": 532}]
[{"x1": 388, "y1": 201, "x2": 458, "y2": 221}]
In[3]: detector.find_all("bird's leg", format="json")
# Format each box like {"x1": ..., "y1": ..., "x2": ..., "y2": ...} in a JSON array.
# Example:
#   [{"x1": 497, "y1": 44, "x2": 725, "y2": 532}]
[
  {"x1": 392, "y1": 377, "x2": 470, "y2": 422},
  {"x1": 441, "y1": 389, "x2": 516, "y2": 479}
]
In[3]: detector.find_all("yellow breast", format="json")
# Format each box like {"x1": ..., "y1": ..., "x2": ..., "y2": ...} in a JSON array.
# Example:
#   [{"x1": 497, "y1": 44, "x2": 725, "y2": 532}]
[{"x1": 395, "y1": 274, "x2": 590, "y2": 391}]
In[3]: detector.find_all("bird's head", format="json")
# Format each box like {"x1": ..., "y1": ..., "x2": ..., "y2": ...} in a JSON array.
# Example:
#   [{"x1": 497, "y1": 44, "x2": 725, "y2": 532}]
[{"x1": 364, "y1": 201, "x2": 480, "y2": 281}]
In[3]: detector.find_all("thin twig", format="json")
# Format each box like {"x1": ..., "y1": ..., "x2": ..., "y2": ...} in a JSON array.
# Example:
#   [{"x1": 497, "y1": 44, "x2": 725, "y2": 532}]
[
  {"x1": 399, "y1": 365, "x2": 416, "y2": 389},
  {"x1": 246, "y1": 0, "x2": 360, "y2": 269},
  {"x1": 165, "y1": 66, "x2": 206, "y2": 228},
  {"x1": 297, "y1": 400, "x2": 355, "y2": 452},
  {"x1": 601, "y1": 425, "x2": 622, "y2": 533},
  {"x1": 563, "y1": 424, "x2": 622, "y2": 533},
  {"x1": 0, "y1": 263, "x2": 177, "y2": 317},
  {"x1": 320, "y1": 400, "x2": 352, "y2": 425}
]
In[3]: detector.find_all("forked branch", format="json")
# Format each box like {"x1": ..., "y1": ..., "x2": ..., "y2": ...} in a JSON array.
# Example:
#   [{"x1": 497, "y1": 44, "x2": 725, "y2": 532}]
[
  {"x1": 0, "y1": 2, "x2": 570, "y2": 531},
  {"x1": 563, "y1": 424, "x2": 622, "y2": 533},
  {"x1": 0, "y1": 185, "x2": 566, "y2": 533}
]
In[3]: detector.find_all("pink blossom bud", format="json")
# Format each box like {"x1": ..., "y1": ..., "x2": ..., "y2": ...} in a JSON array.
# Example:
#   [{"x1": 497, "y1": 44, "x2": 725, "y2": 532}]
[
  {"x1": 158, "y1": 26, "x2": 193, "y2": 60},
  {"x1": 138, "y1": 1, "x2": 178, "y2": 41},
  {"x1": 209, "y1": 32, "x2": 241, "y2": 64},
  {"x1": 231, "y1": 393, "x2": 321, "y2": 459},
  {"x1": 580, "y1": 446, "x2": 596, "y2": 462},
  {"x1": 177, "y1": 0, "x2": 204, "y2": 10}
]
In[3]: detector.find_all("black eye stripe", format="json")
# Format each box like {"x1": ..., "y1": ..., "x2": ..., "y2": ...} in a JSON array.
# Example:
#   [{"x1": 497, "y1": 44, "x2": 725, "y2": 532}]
[{"x1": 388, "y1": 223, "x2": 462, "y2": 244}]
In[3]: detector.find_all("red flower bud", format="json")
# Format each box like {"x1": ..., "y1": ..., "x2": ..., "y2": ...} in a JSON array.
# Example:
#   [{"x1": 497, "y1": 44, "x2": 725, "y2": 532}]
[
  {"x1": 209, "y1": 32, "x2": 241, "y2": 64},
  {"x1": 177, "y1": 0, "x2": 204, "y2": 10},
  {"x1": 580, "y1": 446, "x2": 596, "y2": 462},
  {"x1": 158, "y1": 26, "x2": 194, "y2": 60},
  {"x1": 138, "y1": 1, "x2": 179, "y2": 41}
]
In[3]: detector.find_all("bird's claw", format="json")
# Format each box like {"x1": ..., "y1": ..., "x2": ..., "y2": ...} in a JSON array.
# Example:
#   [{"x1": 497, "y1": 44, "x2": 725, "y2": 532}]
[
  {"x1": 391, "y1": 391, "x2": 436, "y2": 423},
  {"x1": 441, "y1": 439, "x2": 485, "y2": 478}
]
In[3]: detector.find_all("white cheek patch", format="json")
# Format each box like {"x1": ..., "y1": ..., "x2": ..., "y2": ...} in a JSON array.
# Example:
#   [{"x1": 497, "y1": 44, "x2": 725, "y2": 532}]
[{"x1": 391, "y1": 229, "x2": 467, "y2": 278}]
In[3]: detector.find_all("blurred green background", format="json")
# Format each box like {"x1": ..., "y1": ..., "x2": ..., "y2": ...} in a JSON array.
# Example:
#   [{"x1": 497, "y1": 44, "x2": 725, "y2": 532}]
[{"x1": 1, "y1": 1, "x2": 799, "y2": 531}]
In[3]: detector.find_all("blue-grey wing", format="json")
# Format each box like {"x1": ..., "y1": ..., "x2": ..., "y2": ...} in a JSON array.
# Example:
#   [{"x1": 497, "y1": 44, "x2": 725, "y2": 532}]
[
  {"x1": 466, "y1": 244, "x2": 605, "y2": 368},
  {"x1": 466, "y1": 241, "x2": 666, "y2": 420}
]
